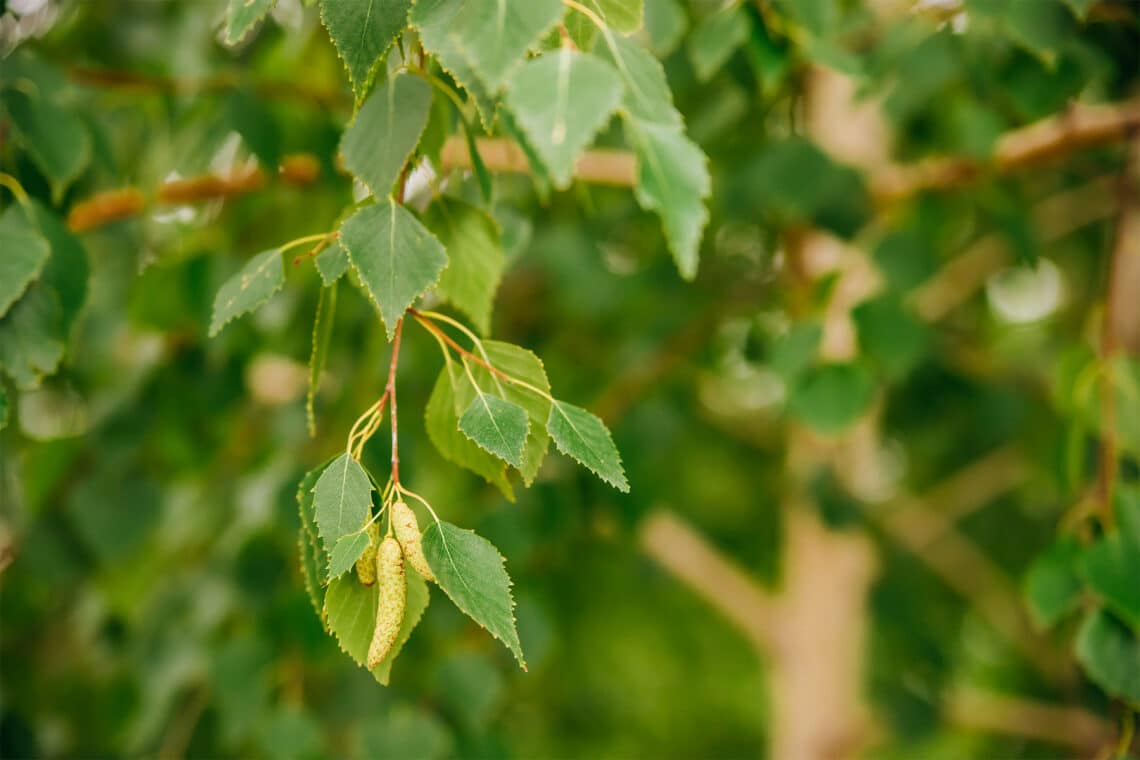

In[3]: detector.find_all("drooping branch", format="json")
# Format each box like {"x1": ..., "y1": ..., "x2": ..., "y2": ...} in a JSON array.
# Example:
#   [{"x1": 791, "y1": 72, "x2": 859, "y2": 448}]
[{"x1": 872, "y1": 98, "x2": 1140, "y2": 203}]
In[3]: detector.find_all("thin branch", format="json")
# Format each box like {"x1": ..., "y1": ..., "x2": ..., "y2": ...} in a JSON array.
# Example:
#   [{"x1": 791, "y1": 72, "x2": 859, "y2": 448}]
[
  {"x1": 872, "y1": 98, "x2": 1140, "y2": 203},
  {"x1": 386, "y1": 319, "x2": 404, "y2": 486},
  {"x1": 439, "y1": 136, "x2": 637, "y2": 187},
  {"x1": 947, "y1": 685, "x2": 1115, "y2": 753},
  {"x1": 66, "y1": 154, "x2": 321, "y2": 232}
]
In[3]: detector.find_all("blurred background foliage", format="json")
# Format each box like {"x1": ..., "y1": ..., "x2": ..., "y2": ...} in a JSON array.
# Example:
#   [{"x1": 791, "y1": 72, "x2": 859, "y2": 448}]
[{"x1": 1, "y1": 0, "x2": 1139, "y2": 758}]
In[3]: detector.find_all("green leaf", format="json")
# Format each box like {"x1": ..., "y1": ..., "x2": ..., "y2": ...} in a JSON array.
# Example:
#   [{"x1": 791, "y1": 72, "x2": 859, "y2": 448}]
[
  {"x1": 787, "y1": 362, "x2": 876, "y2": 434},
  {"x1": 26, "y1": 201, "x2": 88, "y2": 336},
  {"x1": 225, "y1": 0, "x2": 276, "y2": 45},
  {"x1": 596, "y1": 32, "x2": 682, "y2": 128},
  {"x1": 311, "y1": 453, "x2": 374, "y2": 549},
  {"x1": 319, "y1": 0, "x2": 412, "y2": 100},
  {"x1": 564, "y1": 0, "x2": 643, "y2": 52},
  {"x1": 450, "y1": 0, "x2": 564, "y2": 92},
  {"x1": 504, "y1": 49, "x2": 623, "y2": 189},
  {"x1": 426, "y1": 367, "x2": 514, "y2": 499},
  {"x1": 316, "y1": 246, "x2": 350, "y2": 285},
  {"x1": 339, "y1": 200, "x2": 448, "y2": 339},
  {"x1": 460, "y1": 117, "x2": 494, "y2": 202},
  {"x1": 422, "y1": 197, "x2": 504, "y2": 334},
  {"x1": 208, "y1": 248, "x2": 285, "y2": 337},
  {"x1": 459, "y1": 392, "x2": 530, "y2": 469},
  {"x1": 0, "y1": 286, "x2": 64, "y2": 390},
  {"x1": 297, "y1": 463, "x2": 330, "y2": 620},
  {"x1": 412, "y1": 0, "x2": 500, "y2": 132},
  {"x1": 422, "y1": 521, "x2": 525, "y2": 668},
  {"x1": 1023, "y1": 535, "x2": 1083, "y2": 630},
  {"x1": 339, "y1": 73, "x2": 433, "y2": 197},
  {"x1": 768, "y1": 322, "x2": 822, "y2": 381},
  {"x1": 1075, "y1": 609, "x2": 1140, "y2": 707},
  {"x1": 324, "y1": 566, "x2": 429, "y2": 684},
  {"x1": 0, "y1": 205, "x2": 50, "y2": 319},
  {"x1": 308, "y1": 283, "x2": 337, "y2": 437},
  {"x1": 2, "y1": 90, "x2": 91, "y2": 203},
  {"x1": 853, "y1": 295, "x2": 929, "y2": 380},
  {"x1": 1081, "y1": 528, "x2": 1140, "y2": 629},
  {"x1": 547, "y1": 400, "x2": 629, "y2": 491},
  {"x1": 627, "y1": 121, "x2": 710, "y2": 279},
  {"x1": 644, "y1": 0, "x2": 688, "y2": 57},
  {"x1": 686, "y1": 6, "x2": 750, "y2": 82},
  {"x1": 328, "y1": 530, "x2": 372, "y2": 578}
]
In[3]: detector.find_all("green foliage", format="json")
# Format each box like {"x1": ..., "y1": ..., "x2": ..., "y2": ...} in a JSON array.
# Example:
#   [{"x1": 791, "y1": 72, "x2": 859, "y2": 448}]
[
  {"x1": 547, "y1": 400, "x2": 628, "y2": 492},
  {"x1": 422, "y1": 198, "x2": 504, "y2": 334},
  {"x1": 0, "y1": 206, "x2": 50, "y2": 318},
  {"x1": 320, "y1": 0, "x2": 412, "y2": 100},
  {"x1": 225, "y1": 0, "x2": 276, "y2": 46},
  {"x1": 209, "y1": 248, "x2": 285, "y2": 337},
  {"x1": 339, "y1": 73, "x2": 432, "y2": 197},
  {"x1": 459, "y1": 393, "x2": 530, "y2": 469}
]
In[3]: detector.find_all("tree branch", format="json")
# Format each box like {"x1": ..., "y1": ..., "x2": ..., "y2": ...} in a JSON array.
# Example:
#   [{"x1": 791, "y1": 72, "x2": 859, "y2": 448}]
[
  {"x1": 947, "y1": 685, "x2": 1115, "y2": 753},
  {"x1": 439, "y1": 136, "x2": 637, "y2": 186},
  {"x1": 872, "y1": 99, "x2": 1140, "y2": 203}
]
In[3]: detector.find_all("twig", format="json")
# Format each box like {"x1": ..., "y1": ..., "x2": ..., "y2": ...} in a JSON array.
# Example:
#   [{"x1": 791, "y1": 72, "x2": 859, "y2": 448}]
[
  {"x1": 439, "y1": 136, "x2": 637, "y2": 187},
  {"x1": 947, "y1": 685, "x2": 1115, "y2": 753},
  {"x1": 386, "y1": 319, "x2": 404, "y2": 486},
  {"x1": 872, "y1": 99, "x2": 1140, "y2": 203}
]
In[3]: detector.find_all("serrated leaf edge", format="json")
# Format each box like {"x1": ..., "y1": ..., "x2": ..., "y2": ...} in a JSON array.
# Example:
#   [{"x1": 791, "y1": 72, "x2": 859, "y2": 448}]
[
  {"x1": 319, "y1": 0, "x2": 410, "y2": 103},
  {"x1": 548, "y1": 401, "x2": 630, "y2": 492},
  {"x1": 208, "y1": 249, "x2": 285, "y2": 337}
]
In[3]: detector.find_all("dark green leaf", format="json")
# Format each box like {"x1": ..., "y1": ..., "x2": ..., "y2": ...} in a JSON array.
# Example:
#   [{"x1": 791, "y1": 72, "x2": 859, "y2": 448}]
[
  {"x1": 1075, "y1": 609, "x2": 1140, "y2": 707},
  {"x1": 339, "y1": 73, "x2": 433, "y2": 197},
  {"x1": 339, "y1": 199, "x2": 448, "y2": 339},
  {"x1": 788, "y1": 362, "x2": 875, "y2": 434},
  {"x1": 547, "y1": 400, "x2": 628, "y2": 491},
  {"x1": 459, "y1": 392, "x2": 530, "y2": 468},
  {"x1": 422, "y1": 521, "x2": 525, "y2": 667},
  {"x1": 2, "y1": 90, "x2": 91, "y2": 202},
  {"x1": 853, "y1": 296, "x2": 929, "y2": 380},
  {"x1": 320, "y1": 0, "x2": 412, "y2": 100},
  {"x1": 208, "y1": 248, "x2": 285, "y2": 337},
  {"x1": 422, "y1": 197, "x2": 504, "y2": 334},
  {"x1": 1023, "y1": 534, "x2": 1083, "y2": 630},
  {"x1": 312, "y1": 453, "x2": 373, "y2": 549}
]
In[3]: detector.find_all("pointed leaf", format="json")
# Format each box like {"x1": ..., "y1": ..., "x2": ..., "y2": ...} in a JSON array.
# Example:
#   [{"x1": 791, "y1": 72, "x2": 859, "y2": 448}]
[
  {"x1": 340, "y1": 73, "x2": 433, "y2": 197},
  {"x1": 2, "y1": 90, "x2": 91, "y2": 202},
  {"x1": 412, "y1": 0, "x2": 500, "y2": 132},
  {"x1": 0, "y1": 286, "x2": 64, "y2": 390},
  {"x1": 0, "y1": 205, "x2": 50, "y2": 319},
  {"x1": 320, "y1": 0, "x2": 412, "y2": 99},
  {"x1": 340, "y1": 200, "x2": 448, "y2": 338},
  {"x1": 1081, "y1": 531, "x2": 1140, "y2": 628},
  {"x1": 297, "y1": 463, "x2": 331, "y2": 620},
  {"x1": 627, "y1": 120, "x2": 710, "y2": 279},
  {"x1": 209, "y1": 248, "x2": 285, "y2": 337},
  {"x1": 547, "y1": 400, "x2": 628, "y2": 491},
  {"x1": 596, "y1": 31, "x2": 682, "y2": 128},
  {"x1": 312, "y1": 453, "x2": 374, "y2": 548},
  {"x1": 324, "y1": 566, "x2": 429, "y2": 684},
  {"x1": 316, "y1": 246, "x2": 350, "y2": 285},
  {"x1": 308, "y1": 283, "x2": 337, "y2": 437},
  {"x1": 504, "y1": 49, "x2": 623, "y2": 188},
  {"x1": 426, "y1": 366, "x2": 514, "y2": 499},
  {"x1": 422, "y1": 198, "x2": 504, "y2": 334},
  {"x1": 422, "y1": 521, "x2": 525, "y2": 667},
  {"x1": 1023, "y1": 535, "x2": 1083, "y2": 630},
  {"x1": 450, "y1": 0, "x2": 564, "y2": 92},
  {"x1": 459, "y1": 392, "x2": 529, "y2": 468},
  {"x1": 225, "y1": 0, "x2": 276, "y2": 45},
  {"x1": 1075, "y1": 609, "x2": 1140, "y2": 707},
  {"x1": 329, "y1": 530, "x2": 372, "y2": 578}
]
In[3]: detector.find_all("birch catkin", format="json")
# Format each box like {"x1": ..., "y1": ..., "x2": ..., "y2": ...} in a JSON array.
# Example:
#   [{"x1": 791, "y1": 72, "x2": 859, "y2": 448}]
[
  {"x1": 355, "y1": 522, "x2": 380, "y2": 586},
  {"x1": 391, "y1": 501, "x2": 435, "y2": 582},
  {"x1": 366, "y1": 536, "x2": 405, "y2": 669}
]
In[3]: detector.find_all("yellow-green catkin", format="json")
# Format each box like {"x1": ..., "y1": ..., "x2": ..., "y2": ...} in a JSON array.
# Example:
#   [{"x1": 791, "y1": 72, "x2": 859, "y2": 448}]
[
  {"x1": 355, "y1": 522, "x2": 380, "y2": 586},
  {"x1": 391, "y1": 501, "x2": 435, "y2": 583},
  {"x1": 366, "y1": 536, "x2": 405, "y2": 669}
]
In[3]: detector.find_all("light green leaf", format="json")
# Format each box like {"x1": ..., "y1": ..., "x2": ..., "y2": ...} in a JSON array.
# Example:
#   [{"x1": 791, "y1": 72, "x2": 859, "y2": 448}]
[
  {"x1": 319, "y1": 0, "x2": 412, "y2": 100},
  {"x1": 316, "y1": 246, "x2": 350, "y2": 285},
  {"x1": 297, "y1": 463, "x2": 330, "y2": 621},
  {"x1": 565, "y1": 0, "x2": 643, "y2": 51},
  {"x1": 686, "y1": 6, "x2": 750, "y2": 82},
  {"x1": 225, "y1": 0, "x2": 276, "y2": 45},
  {"x1": 324, "y1": 566, "x2": 429, "y2": 684},
  {"x1": 329, "y1": 530, "x2": 372, "y2": 578},
  {"x1": 307, "y1": 283, "x2": 337, "y2": 437},
  {"x1": 644, "y1": 0, "x2": 688, "y2": 57},
  {"x1": 459, "y1": 392, "x2": 530, "y2": 468},
  {"x1": 1075, "y1": 609, "x2": 1140, "y2": 707},
  {"x1": 312, "y1": 453, "x2": 374, "y2": 549},
  {"x1": 209, "y1": 248, "x2": 284, "y2": 337},
  {"x1": 504, "y1": 49, "x2": 623, "y2": 188},
  {"x1": 412, "y1": 0, "x2": 500, "y2": 132},
  {"x1": 2, "y1": 90, "x2": 91, "y2": 202},
  {"x1": 339, "y1": 199, "x2": 448, "y2": 339},
  {"x1": 1023, "y1": 535, "x2": 1083, "y2": 630},
  {"x1": 422, "y1": 521, "x2": 525, "y2": 668},
  {"x1": 339, "y1": 73, "x2": 432, "y2": 197},
  {"x1": 627, "y1": 121, "x2": 710, "y2": 279},
  {"x1": 0, "y1": 286, "x2": 64, "y2": 390},
  {"x1": 547, "y1": 400, "x2": 628, "y2": 491},
  {"x1": 451, "y1": 0, "x2": 564, "y2": 92},
  {"x1": 596, "y1": 31, "x2": 682, "y2": 128},
  {"x1": 788, "y1": 362, "x2": 876, "y2": 434},
  {"x1": 422, "y1": 198, "x2": 504, "y2": 334},
  {"x1": 0, "y1": 205, "x2": 50, "y2": 319},
  {"x1": 426, "y1": 367, "x2": 514, "y2": 499}
]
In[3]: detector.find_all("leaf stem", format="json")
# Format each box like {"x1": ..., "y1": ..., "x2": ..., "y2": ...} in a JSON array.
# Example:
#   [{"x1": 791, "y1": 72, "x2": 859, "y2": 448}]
[
  {"x1": 387, "y1": 317, "x2": 405, "y2": 485},
  {"x1": 412, "y1": 308, "x2": 506, "y2": 395},
  {"x1": 396, "y1": 484, "x2": 443, "y2": 529},
  {"x1": 279, "y1": 231, "x2": 335, "y2": 255},
  {"x1": 0, "y1": 173, "x2": 30, "y2": 206},
  {"x1": 562, "y1": 0, "x2": 606, "y2": 30}
]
